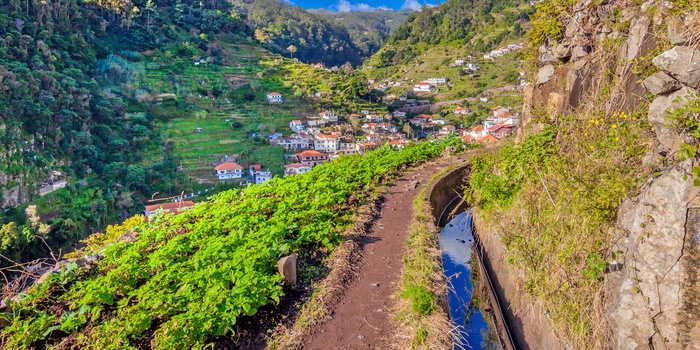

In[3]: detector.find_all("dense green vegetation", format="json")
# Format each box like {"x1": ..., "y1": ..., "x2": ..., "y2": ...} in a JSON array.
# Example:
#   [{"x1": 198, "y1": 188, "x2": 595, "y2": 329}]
[
  {"x1": 0, "y1": 0, "x2": 248, "y2": 265},
  {"x1": 370, "y1": 0, "x2": 531, "y2": 68},
  {"x1": 232, "y1": 0, "x2": 364, "y2": 66},
  {"x1": 0, "y1": 138, "x2": 462, "y2": 349},
  {"x1": 309, "y1": 9, "x2": 413, "y2": 60}
]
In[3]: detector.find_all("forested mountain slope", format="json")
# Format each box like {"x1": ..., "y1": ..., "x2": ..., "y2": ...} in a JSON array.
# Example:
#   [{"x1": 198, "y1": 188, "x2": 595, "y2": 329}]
[
  {"x1": 308, "y1": 9, "x2": 414, "y2": 62},
  {"x1": 231, "y1": 0, "x2": 364, "y2": 66},
  {"x1": 367, "y1": 0, "x2": 532, "y2": 68}
]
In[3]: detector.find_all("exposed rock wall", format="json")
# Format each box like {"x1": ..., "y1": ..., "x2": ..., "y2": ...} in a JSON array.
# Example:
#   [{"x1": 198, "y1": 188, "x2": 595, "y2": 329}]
[
  {"x1": 526, "y1": 0, "x2": 700, "y2": 347},
  {"x1": 606, "y1": 22, "x2": 700, "y2": 350}
]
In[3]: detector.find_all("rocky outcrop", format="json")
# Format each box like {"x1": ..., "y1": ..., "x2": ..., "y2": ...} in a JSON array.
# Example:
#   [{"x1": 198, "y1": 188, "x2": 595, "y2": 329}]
[
  {"x1": 605, "y1": 19, "x2": 700, "y2": 350},
  {"x1": 652, "y1": 46, "x2": 700, "y2": 89},
  {"x1": 524, "y1": 1, "x2": 700, "y2": 347},
  {"x1": 607, "y1": 161, "x2": 700, "y2": 349}
]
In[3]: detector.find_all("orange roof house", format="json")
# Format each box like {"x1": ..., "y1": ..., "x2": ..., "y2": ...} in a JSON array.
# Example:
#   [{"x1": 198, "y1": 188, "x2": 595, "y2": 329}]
[{"x1": 144, "y1": 201, "x2": 195, "y2": 217}]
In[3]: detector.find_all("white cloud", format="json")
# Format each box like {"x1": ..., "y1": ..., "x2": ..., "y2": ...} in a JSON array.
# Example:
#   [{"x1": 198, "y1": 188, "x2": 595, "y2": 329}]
[
  {"x1": 400, "y1": 0, "x2": 435, "y2": 11},
  {"x1": 333, "y1": 0, "x2": 390, "y2": 12}
]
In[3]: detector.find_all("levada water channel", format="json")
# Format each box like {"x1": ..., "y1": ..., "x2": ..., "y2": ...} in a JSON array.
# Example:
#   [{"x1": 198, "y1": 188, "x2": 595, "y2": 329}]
[{"x1": 439, "y1": 209, "x2": 505, "y2": 350}]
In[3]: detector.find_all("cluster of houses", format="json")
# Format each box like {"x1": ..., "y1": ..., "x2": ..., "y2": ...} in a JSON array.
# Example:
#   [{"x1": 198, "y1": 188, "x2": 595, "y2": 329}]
[
  {"x1": 268, "y1": 110, "x2": 416, "y2": 176},
  {"x1": 483, "y1": 43, "x2": 524, "y2": 60},
  {"x1": 214, "y1": 161, "x2": 273, "y2": 184},
  {"x1": 461, "y1": 105, "x2": 520, "y2": 143}
]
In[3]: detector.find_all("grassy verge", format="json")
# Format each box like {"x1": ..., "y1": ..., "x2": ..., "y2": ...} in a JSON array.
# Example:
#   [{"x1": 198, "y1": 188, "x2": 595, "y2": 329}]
[{"x1": 466, "y1": 89, "x2": 653, "y2": 347}]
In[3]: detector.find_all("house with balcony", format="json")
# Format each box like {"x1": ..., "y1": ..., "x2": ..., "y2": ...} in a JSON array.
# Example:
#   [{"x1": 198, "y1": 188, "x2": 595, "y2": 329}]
[
  {"x1": 294, "y1": 150, "x2": 329, "y2": 166},
  {"x1": 214, "y1": 162, "x2": 244, "y2": 180}
]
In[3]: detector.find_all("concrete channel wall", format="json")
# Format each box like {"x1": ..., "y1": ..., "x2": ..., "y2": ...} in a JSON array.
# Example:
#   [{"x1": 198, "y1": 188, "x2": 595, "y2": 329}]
[{"x1": 427, "y1": 164, "x2": 564, "y2": 350}]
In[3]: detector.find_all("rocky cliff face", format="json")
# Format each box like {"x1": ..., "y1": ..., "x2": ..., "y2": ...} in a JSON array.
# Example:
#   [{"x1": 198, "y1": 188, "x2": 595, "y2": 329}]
[{"x1": 525, "y1": 0, "x2": 700, "y2": 347}]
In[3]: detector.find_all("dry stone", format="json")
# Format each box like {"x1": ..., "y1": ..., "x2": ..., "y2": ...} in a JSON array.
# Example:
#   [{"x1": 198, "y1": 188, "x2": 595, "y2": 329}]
[
  {"x1": 277, "y1": 253, "x2": 297, "y2": 286},
  {"x1": 626, "y1": 16, "x2": 650, "y2": 61},
  {"x1": 536, "y1": 64, "x2": 556, "y2": 85},
  {"x1": 647, "y1": 86, "x2": 697, "y2": 124},
  {"x1": 607, "y1": 161, "x2": 700, "y2": 348},
  {"x1": 668, "y1": 15, "x2": 691, "y2": 45},
  {"x1": 642, "y1": 72, "x2": 682, "y2": 95},
  {"x1": 552, "y1": 44, "x2": 571, "y2": 60},
  {"x1": 653, "y1": 46, "x2": 700, "y2": 89}
]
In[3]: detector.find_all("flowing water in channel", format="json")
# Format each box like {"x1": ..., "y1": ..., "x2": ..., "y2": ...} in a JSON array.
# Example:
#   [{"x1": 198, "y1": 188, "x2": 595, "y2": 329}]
[{"x1": 440, "y1": 210, "x2": 502, "y2": 350}]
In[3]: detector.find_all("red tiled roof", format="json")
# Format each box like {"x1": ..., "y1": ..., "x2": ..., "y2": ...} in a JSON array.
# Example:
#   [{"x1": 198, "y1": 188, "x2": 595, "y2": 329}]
[
  {"x1": 472, "y1": 125, "x2": 484, "y2": 132},
  {"x1": 249, "y1": 164, "x2": 262, "y2": 171},
  {"x1": 478, "y1": 134, "x2": 500, "y2": 143},
  {"x1": 296, "y1": 150, "x2": 326, "y2": 158},
  {"x1": 215, "y1": 162, "x2": 243, "y2": 171},
  {"x1": 267, "y1": 92, "x2": 281, "y2": 96},
  {"x1": 145, "y1": 201, "x2": 195, "y2": 213},
  {"x1": 490, "y1": 106, "x2": 504, "y2": 111},
  {"x1": 461, "y1": 135, "x2": 472, "y2": 143},
  {"x1": 488, "y1": 125, "x2": 502, "y2": 132}
]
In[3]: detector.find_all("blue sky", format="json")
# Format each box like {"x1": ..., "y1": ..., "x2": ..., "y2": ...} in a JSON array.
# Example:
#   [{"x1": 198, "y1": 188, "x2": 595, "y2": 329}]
[{"x1": 291, "y1": 0, "x2": 442, "y2": 12}]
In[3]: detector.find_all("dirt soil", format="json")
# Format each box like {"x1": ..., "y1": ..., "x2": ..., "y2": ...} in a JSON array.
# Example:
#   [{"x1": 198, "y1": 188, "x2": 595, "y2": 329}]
[{"x1": 303, "y1": 157, "x2": 463, "y2": 349}]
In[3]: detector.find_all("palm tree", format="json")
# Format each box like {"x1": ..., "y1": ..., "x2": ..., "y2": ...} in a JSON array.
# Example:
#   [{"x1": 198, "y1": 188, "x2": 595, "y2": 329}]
[{"x1": 287, "y1": 45, "x2": 297, "y2": 59}]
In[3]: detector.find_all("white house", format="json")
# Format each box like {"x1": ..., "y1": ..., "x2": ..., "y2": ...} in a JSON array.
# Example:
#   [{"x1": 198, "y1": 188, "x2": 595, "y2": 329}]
[
  {"x1": 255, "y1": 171, "x2": 273, "y2": 184},
  {"x1": 366, "y1": 114, "x2": 384, "y2": 123},
  {"x1": 466, "y1": 63, "x2": 479, "y2": 71},
  {"x1": 289, "y1": 119, "x2": 304, "y2": 133},
  {"x1": 393, "y1": 111, "x2": 407, "y2": 119},
  {"x1": 266, "y1": 92, "x2": 283, "y2": 103},
  {"x1": 414, "y1": 82, "x2": 431, "y2": 92},
  {"x1": 314, "y1": 133, "x2": 339, "y2": 152},
  {"x1": 454, "y1": 107, "x2": 470, "y2": 115},
  {"x1": 319, "y1": 111, "x2": 337, "y2": 122},
  {"x1": 284, "y1": 163, "x2": 312, "y2": 176},
  {"x1": 270, "y1": 133, "x2": 313, "y2": 150},
  {"x1": 307, "y1": 117, "x2": 327, "y2": 127},
  {"x1": 428, "y1": 77, "x2": 447, "y2": 84},
  {"x1": 455, "y1": 58, "x2": 465, "y2": 65},
  {"x1": 215, "y1": 162, "x2": 244, "y2": 180}
]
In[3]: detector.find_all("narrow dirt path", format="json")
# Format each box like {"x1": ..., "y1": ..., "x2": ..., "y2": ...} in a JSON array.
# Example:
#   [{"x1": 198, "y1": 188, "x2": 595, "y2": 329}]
[{"x1": 304, "y1": 157, "x2": 461, "y2": 349}]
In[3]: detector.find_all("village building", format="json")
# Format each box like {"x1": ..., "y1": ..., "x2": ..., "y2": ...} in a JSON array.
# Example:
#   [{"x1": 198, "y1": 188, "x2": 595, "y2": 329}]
[
  {"x1": 266, "y1": 92, "x2": 283, "y2": 103},
  {"x1": 319, "y1": 111, "x2": 337, "y2": 122},
  {"x1": 428, "y1": 77, "x2": 447, "y2": 84},
  {"x1": 215, "y1": 162, "x2": 244, "y2": 180},
  {"x1": 413, "y1": 82, "x2": 431, "y2": 92},
  {"x1": 366, "y1": 114, "x2": 384, "y2": 123},
  {"x1": 465, "y1": 63, "x2": 479, "y2": 71},
  {"x1": 307, "y1": 116, "x2": 327, "y2": 127},
  {"x1": 469, "y1": 125, "x2": 487, "y2": 139},
  {"x1": 477, "y1": 134, "x2": 501, "y2": 144},
  {"x1": 289, "y1": 119, "x2": 304, "y2": 133},
  {"x1": 294, "y1": 150, "x2": 329, "y2": 166},
  {"x1": 356, "y1": 141, "x2": 379, "y2": 154},
  {"x1": 247, "y1": 164, "x2": 261, "y2": 175},
  {"x1": 314, "y1": 133, "x2": 339, "y2": 153},
  {"x1": 454, "y1": 58, "x2": 465, "y2": 65},
  {"x1": 439, "y1": 125, "x2": 456, "y2": 135},
  {"x1": 254, "y1": 170, "x2": 273, "y2": 184},
  {"x1": 284, "y1": 163, "x2": 312, "y2": 176},
  {"x1": 454, "y1": 106, "x2": 470, "y2": 115},
  {"x1": 270, "y1": 133, "x2": 313, "y2": 150},
  {"x1": 393, "y1": 111, "x2": 407, "y2": 119},
  {"x1": 487, "y1": 124, "x2": 517, "y2": 139},
  {"x1": 144, "y1": 201, "x2": 196, "y2": 217}
]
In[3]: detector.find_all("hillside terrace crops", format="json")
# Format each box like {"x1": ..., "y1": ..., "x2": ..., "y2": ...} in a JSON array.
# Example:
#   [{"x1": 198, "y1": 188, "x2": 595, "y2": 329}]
[{"x1": 1, "y1": 138, "x2": 463, "y2": 349}]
